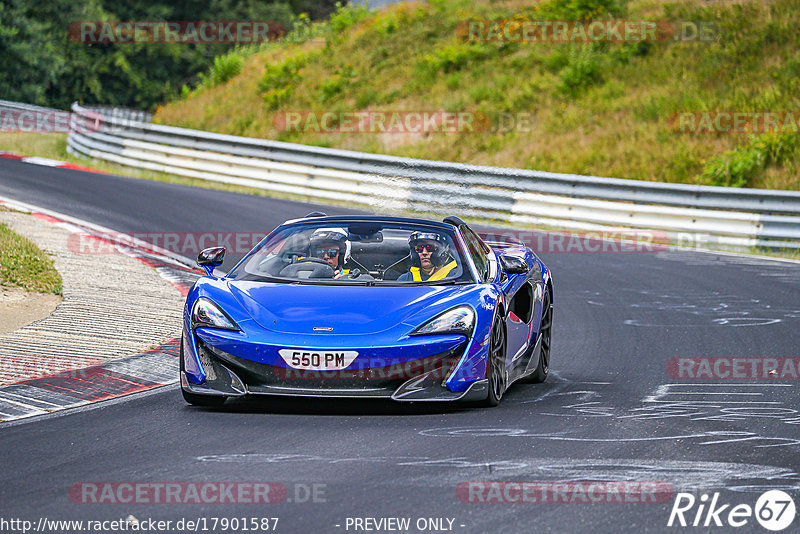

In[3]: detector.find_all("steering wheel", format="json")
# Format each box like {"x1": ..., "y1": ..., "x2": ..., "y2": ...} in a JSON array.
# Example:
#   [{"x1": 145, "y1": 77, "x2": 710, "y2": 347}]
[
  {"x1": 295, "y1": 257, "x2": 331, "y2": 266},
  {"x1": 279, "y1": 256, "x2": 336, "y2": 279}
]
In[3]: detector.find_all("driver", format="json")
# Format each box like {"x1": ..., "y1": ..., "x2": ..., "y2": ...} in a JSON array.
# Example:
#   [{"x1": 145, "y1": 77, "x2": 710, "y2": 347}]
[
  {"x1": 308, "y1": 228, "x2": 351, "y2": 278},
  {"x1": 398, "y1": 232, "x2": 457, "y2": 282}
]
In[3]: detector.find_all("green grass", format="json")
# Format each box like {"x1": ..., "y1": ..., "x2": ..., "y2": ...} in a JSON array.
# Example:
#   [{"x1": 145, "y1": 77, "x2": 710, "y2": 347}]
[
  {"x1": 0, "y1": 216, "x2": 62, "y2": 294},
  {"x1": 152, "y1": 0, "x2": 800, "y2": 191}
]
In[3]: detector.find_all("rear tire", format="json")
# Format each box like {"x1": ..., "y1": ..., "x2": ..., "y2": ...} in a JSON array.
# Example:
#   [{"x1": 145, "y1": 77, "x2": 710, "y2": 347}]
[
  {"x1": 530, "y1": 292, "x2": 552, "y2": 383},
  {"x1": 482, "y1": 315, "x2": 507, "y2": 407},
  {"x1": 180, "y1": 335, "x2": 227, "y2": 407}
]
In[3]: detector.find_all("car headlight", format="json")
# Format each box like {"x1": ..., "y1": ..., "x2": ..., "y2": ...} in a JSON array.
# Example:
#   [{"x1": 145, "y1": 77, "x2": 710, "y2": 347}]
[
  {"x1": 411, "y1": 306, "x2": 474, "y2": 336},
  {"x1": 192, "y1": 298, "x2": 239, "y2": 331}
]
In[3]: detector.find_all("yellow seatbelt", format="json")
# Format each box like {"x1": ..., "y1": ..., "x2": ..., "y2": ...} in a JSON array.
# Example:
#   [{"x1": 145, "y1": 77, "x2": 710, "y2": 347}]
[
  {"x1": 428, "y1": 260, "x2": 457, "y2": 281},
  {"x1": 409, "y1": 261, "x2": 457, "y2": 282}
]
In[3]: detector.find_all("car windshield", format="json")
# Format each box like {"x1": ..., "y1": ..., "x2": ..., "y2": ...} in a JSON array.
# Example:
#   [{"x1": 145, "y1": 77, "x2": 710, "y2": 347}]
[{"x1": 228, "y1": 220, "x2": 474, "y2": 285}]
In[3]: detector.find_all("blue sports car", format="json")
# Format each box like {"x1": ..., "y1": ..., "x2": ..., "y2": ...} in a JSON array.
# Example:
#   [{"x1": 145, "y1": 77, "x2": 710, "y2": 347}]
[{"x1": 180, "y1": 214, "x2": 553, "y2": 407}]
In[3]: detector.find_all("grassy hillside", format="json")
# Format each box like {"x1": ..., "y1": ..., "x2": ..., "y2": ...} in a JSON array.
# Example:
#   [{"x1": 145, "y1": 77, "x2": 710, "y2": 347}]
[
  {"x1": 154, "y1": 0, "x2": 800, "y2": 190},
  {"x1": 0, "y1": 210, "x2": 62, "y2": 295}
]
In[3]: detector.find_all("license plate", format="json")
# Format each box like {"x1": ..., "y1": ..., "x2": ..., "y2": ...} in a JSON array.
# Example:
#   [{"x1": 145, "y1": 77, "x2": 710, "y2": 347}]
[{"x1": 278, "y1": 349, "x2": 358, "y2": 371}]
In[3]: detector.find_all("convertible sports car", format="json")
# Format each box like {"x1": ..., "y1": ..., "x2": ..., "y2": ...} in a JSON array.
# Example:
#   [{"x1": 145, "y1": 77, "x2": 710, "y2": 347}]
[{"x1": 180, "y1": 214, "x2": 553, "y2": 407}]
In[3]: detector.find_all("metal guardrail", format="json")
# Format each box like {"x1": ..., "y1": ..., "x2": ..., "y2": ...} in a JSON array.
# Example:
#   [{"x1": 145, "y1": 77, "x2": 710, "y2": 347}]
[
  {"x1": 0, "y1": 100, "x2": 149, "y2": 123},
  {"x1": 0, "y1": 100, "x2": 68, "y2": 134},
  {"x1": 0, "y1": 100, "x2": 150, "y2": 134},
  {"x1": 65, "y1": 102, "x2": 800, "y2": 250},
  {"x1": 79, "y1": 105, "x2": 153, "y2": 124},
  {"x1": 0, "y1": 99, "x2": 60, "y2": 113}
]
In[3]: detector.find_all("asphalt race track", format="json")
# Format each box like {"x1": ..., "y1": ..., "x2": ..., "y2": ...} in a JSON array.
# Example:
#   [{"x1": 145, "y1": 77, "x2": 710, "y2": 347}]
[{"x1": 1, "y1": 158, "x2": 800, "y2": 533}]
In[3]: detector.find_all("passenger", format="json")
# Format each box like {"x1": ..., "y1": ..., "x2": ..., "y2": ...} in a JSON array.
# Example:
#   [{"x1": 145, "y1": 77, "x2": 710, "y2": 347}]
[
  {"x1": 398, "y1": 232, "x2": 457, "y2": 282},
  {"x1": 309, "y1": 228, "x2": 351, "y2": 278}
]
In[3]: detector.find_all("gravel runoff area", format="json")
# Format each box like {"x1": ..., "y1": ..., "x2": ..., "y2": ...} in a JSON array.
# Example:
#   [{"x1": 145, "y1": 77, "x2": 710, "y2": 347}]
[
  {"x1": 0, "y1": 286, "x2": 61, "y2": 334},
  {"x1": 0, "y1": 210, "x2": 185, "y2": 385}
]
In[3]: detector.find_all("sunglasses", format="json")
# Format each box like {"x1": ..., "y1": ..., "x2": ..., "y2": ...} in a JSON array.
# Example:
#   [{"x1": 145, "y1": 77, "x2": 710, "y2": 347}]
[
  {"x1": 415, "y1": 244, "x2": 437, "y2": 253},
  {"x1": 314, "y1": 248, "x2": 339, "y2": 257}
]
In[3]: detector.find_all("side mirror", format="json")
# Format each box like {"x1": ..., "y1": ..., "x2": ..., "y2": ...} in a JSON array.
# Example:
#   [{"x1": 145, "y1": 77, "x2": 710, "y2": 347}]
[
  {"x1": 197, "y1": 247, "x2": 226, "y2": 276},
  {"x1": 499, "y1": 254, "x2": 528, "y2": 275}
]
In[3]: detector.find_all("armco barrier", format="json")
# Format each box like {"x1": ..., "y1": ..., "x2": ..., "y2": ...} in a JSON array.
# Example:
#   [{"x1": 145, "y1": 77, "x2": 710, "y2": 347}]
[
  {"x1": 0, "y1": 99, "x2": 60, "y2": 114},
  {"x1": 61, "y1": 102, "x2": 800, "y2": 250}
]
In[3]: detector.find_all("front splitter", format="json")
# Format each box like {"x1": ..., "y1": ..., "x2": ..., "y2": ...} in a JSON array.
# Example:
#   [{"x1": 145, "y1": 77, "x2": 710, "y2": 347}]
[{"x1": 181, "y1": 364, "x2": 489, "y2": 402}]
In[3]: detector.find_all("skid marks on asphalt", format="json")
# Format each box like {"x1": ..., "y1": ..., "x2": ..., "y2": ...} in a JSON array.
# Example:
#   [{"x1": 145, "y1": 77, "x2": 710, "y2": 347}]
[
  {"x1": 194, "y1": 453, "x2": 800, "y2": 494},
  {"x1": 419, "y1": 379, "x2": 800, "y2": 449},
  {"x1": 564, "y1": 288, "x2": 800, "y2": 328}
]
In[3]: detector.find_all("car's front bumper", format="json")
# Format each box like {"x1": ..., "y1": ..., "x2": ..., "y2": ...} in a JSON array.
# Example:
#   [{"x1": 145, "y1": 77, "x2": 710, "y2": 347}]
[
  {"x1": 180, "y1": 369, "x2": 489, "y2": 402},
  {"x1": 181, "y1": 330, "x2": 489, "y2": 402}
]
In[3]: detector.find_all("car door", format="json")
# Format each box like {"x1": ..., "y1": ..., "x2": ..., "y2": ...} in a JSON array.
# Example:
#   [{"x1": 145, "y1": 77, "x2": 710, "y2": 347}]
[{"x1": 461, "y1": 226, "x2": 532, "y2": 369}]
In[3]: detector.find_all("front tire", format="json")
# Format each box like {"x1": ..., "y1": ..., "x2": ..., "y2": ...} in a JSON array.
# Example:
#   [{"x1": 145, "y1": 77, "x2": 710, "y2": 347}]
[
  {"x1": 180, "y1": 335, "x2": 227, "y2": 407},
  {"x1": 483, "y1": 315, "x2": 507, "y2": 407},
  {"x1": 529, "y1": 291, "x2": 552, "y2": 383}
]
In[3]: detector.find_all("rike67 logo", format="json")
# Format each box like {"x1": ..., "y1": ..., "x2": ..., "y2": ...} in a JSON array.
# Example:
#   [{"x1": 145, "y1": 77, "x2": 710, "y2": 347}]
[{"x1": 668, "y1": 490, "x2": 796, "y2": 531}]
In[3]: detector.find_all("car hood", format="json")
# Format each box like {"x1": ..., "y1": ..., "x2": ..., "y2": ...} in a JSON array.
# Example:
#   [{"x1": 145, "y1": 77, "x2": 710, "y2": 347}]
[{"x1": 227, "y1": 281, "x2": 469, "y2": 335}]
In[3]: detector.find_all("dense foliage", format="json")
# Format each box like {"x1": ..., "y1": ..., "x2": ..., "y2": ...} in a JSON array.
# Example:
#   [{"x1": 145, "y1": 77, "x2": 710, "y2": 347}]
[{"x1": 0, "y1": 0, "x2": 340, "y2": 110}]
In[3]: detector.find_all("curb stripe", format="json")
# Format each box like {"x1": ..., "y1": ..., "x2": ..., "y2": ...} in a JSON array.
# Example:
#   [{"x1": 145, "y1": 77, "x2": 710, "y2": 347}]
[
  {"x1": 58, "y1": 162, "x2": 109, "y2": 174},
  {"x1": 0, "y1": 339, "x2": 180, "y2": 422},
  {"x1": 0, "y1": 150, "x2": 107, "y2": 174}
]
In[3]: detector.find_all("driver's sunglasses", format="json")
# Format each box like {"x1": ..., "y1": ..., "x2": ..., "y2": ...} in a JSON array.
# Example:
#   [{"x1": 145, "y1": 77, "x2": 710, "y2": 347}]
[
  {"x1": 415, "y1": 244, "x2": 437, "y2": 253},
  {"x1": 314, "y1": 248, "x2": 339, "y2": 257}
]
